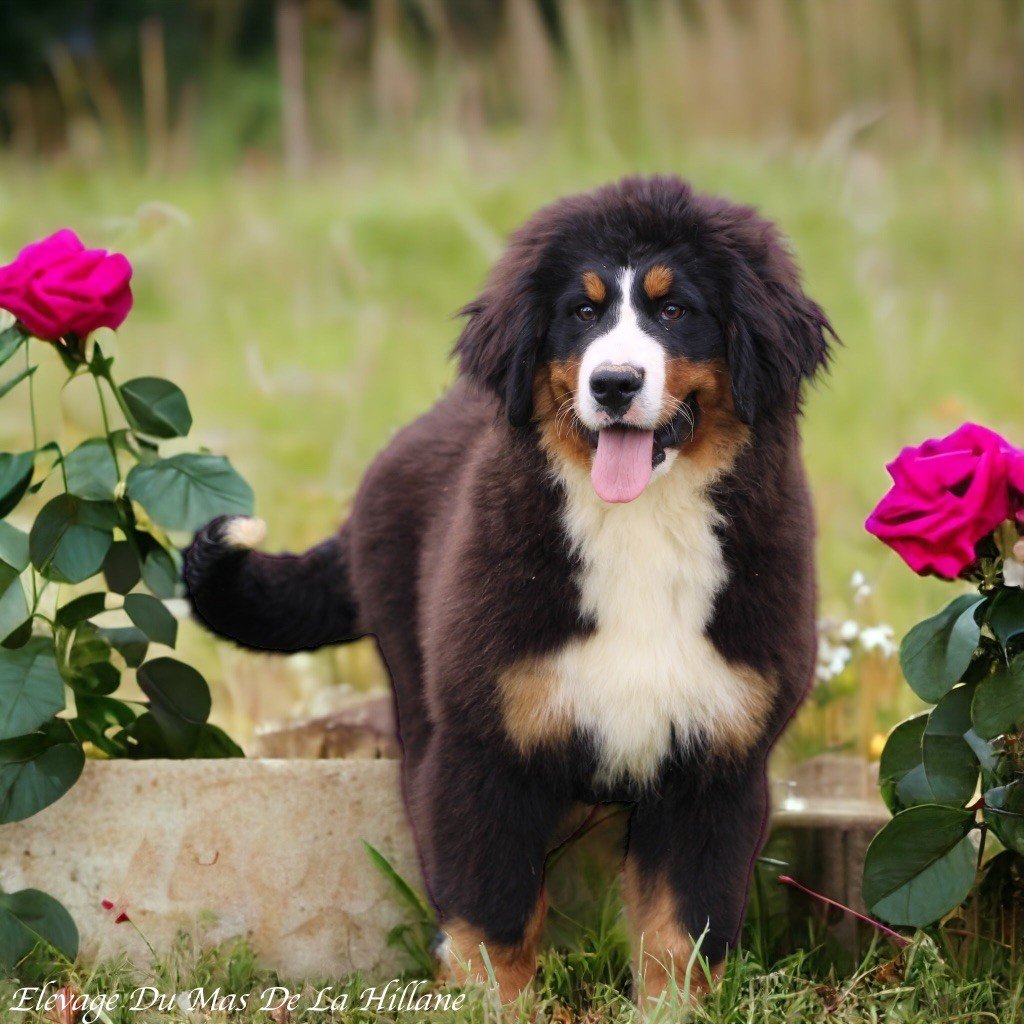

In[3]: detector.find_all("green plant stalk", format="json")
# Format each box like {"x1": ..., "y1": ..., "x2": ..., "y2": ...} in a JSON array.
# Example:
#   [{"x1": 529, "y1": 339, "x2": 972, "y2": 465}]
[
  {"x1": 92, "y1": 372, "x2": 123, "y2": 485},
  {"x1": 25, "y1": 340, "x2": 39, "y2": 611}
]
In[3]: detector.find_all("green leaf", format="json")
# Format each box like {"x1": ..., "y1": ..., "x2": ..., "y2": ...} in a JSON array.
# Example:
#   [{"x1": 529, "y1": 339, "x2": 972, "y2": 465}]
[
  {"x1": 75, "y1": 694, "x2": 136, "y2": 731},
  {"x1": 29, "y1": 495, "x2": 117, "y2": 584},
  {"x1": 1, "y1": 621, "x2": 32, "y2": 651},
  {"x1": 124, "y1": 711, "x2": 173, "y2": 757},
  {"x1": 984, "y1": 782, "x2": 1024, "y2": 855},
  {"x1": 193, "y1": 723, "x2": 244, "y2": 758},
  {"x1": 73, "y1": 695, "x2": 136, "y2": 757},
  {"x1": 0, "y1": 639, "x2": 65, "y2": 741},
  {"x1": 0, "y1": 562, "x2": 17, "y2": 598},
  {"x1": 0, "y1": 888, "x2": 79, "y2": 970},
  {"x1": 111, "y1": 428, "x2": 158, "y2": 465},
  {"x1": 88, "y1": 342, "x2": 113, "y2": 379},
  {"x1": 922, "y1": 685, "x2": 980, "y2": 807},
  {"x1": 878, "y1": 714, "x2": 928, "y2": 813},
  {"x1": 119, "y1": 377, "x2": 192, "y2": 439},
  {"x1": 0, "y1": 452, "x2": 34, "y2": 519},
  {"x1": 0, "y1": 721, "x2": 84, "y2": 824},
  {"x1": 68, "y1": 661, "x2": 120, "y2": 697},
  {"x1": 863, "y1": 805, "x2": 978, "y2": 927},
  {"x1": 987, "y1": 588, "x2": 1024, "y2": 654},
  {"x1": 0, "y1": 324, "x2": 28, "y2": 369},
  {"x1": 63, "y1": 622, "x2": 112, "y2": 676},
  {"x1": 363, "y1": 841, "x2": 433, "y2": 923},
  {"x1": 102, "y1": 540, "x2": 140, "y2": 594},
  {"x1": 0, "y1": 579, "x2": 28, "y2": 645},
  {"x1": 126, "y1": 454, "x2": 253, "y2": 534},
  {"x1": 0, "y1": 521, "x2": 29, "y2": 572},
  {"x1": 97, "y1": 626, "x2": 148, "y2": 668},
  {"x1": 0, "y1": 364, "x2": 36, "y2": 401},
  {"x1": 963, "y1": 728, "x2": 999, "y2": 773},
  {"x1": 27, "y1": 442, "x2": 62, "y2": 495},
  {"x1": 972, "y1": 655, "x2": 1024, "y2": 740},
  {"x1": 124, "y1": 593, "x2": 177, "y2": 647},
  {"x1": 64, "y1": 439, "x2": 119, "y2": 502},
  {"x1": 900, "y1": 594, "x2": 985, "y2": 703},
  {"x1": 140, "y1": 541, "x2": 179, "y2": 599},
  {"x1": 55, "y1": 592, "x2": 107, "y2": 629},
  {"x1": 894, "y1": 764, "x2": 936, "y2": 808},
  {"x1": 136, "y1": 657, "x2": 210, "y2": 755}
]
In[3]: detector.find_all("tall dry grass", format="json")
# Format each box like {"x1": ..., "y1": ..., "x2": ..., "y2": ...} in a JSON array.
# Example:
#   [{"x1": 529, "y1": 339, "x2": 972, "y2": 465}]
[{"x1": 6, "y1": 1, "x2": 1024, "y2": 170}]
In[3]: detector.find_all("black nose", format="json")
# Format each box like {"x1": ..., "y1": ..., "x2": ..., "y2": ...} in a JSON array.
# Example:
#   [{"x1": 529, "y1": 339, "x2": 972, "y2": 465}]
[{"x1": 590, "y1": 364, "x2": 644, "y2": 416}]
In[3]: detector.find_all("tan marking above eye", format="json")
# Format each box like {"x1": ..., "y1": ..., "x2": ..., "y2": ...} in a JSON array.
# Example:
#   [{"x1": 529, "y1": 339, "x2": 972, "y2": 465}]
[
  {"x1": 582, "y1": 271, "x2": 606, "y2": 304},
  {"x1": 643, "y1": 264, "x2": 673, "y2": 300}
]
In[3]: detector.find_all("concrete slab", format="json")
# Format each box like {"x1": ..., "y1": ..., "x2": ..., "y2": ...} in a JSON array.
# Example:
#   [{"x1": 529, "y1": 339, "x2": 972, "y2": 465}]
[{"x1": 0, "y1": 755, "x2": 892, "y2": 975}]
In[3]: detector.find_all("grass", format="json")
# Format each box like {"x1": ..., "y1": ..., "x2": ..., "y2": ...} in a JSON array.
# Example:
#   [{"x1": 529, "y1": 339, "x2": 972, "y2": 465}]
[
  {"x1": 3, "y1": 926, "x2": 1020, "y2": 1023},
  {"x1": 4, "y1": 838, "x2": 1022, "y2": 1020},
  {"x1": 1, "y1": 136, "x2": 1023, "y2": 750}
]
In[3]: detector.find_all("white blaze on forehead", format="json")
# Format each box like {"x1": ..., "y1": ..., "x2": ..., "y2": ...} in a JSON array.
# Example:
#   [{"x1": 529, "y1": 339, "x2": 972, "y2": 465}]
[{"x1": 576, "y1": 268, "x2": 666, "y2": 429}]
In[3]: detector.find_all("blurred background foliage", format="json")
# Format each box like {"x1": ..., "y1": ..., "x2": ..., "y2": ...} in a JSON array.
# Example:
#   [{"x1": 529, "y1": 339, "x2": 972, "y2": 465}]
[{"x1": 0, "y1": 0, "x2": 1021, "y2": 758}]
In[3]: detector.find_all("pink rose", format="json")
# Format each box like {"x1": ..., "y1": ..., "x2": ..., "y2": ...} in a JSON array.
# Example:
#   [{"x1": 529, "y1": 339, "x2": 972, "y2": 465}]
[
  {"x1": 0, "y1": 229, "x2": 133, "y2": 341},
  {"x1": 866, "y1": 423, "x2": 1024, "y2": 579}
]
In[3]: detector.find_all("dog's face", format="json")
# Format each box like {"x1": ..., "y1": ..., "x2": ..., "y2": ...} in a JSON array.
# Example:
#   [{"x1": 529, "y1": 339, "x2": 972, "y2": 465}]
[{"x1": 456, "y1": 176, "x2": 832, "y2": 502}]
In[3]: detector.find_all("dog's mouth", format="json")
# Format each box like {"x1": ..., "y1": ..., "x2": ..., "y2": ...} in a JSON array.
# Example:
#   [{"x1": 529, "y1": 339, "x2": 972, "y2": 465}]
[{"x1": 586, "y1": 392, "x2": 700, "y2": 504}]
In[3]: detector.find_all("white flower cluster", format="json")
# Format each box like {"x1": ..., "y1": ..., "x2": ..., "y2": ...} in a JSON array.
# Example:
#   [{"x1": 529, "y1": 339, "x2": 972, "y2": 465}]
[{"x1": 815, "y1": 572, "x2": 897, "y2": 682}]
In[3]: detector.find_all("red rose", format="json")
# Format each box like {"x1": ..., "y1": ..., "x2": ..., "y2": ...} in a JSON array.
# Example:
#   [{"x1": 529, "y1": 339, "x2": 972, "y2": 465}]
[
  {"x1": 866, "y1": 423, "x2": 1024, "y2": 579},
  {"x1": 0, "y1": 229, "x2": 133, "y2": 341}
]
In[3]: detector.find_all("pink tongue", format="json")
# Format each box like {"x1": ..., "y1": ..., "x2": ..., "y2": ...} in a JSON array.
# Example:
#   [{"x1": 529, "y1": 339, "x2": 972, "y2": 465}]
[{"x1": 591, "y1": 428, "x2": 655, "y2": 503}]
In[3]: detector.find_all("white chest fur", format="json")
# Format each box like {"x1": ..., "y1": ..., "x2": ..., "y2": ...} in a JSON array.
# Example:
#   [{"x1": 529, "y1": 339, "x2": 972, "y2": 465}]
[{"x1": 546, "y1": 459, "x2": 765, "y2": 783}]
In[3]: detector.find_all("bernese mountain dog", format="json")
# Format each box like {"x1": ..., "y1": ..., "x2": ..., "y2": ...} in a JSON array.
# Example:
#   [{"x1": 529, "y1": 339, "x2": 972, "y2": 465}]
[{"x1": 184, "y1": 175, "x2": 833, "y2": 1005}]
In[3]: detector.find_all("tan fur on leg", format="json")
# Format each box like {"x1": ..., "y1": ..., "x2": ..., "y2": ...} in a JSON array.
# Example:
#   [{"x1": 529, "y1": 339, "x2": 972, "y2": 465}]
[
  {"x1": 438, "y1": 892, "x2": 547, "y2": 1002},
  {"x1": 622, "y1": 860, "x2": 723, "y2": 1006}
]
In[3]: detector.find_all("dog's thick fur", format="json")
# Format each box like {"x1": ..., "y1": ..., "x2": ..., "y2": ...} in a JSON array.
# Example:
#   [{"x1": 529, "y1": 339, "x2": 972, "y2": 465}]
[{"x1": 185, "y1": 176, "x2": 832, "y2": 1003}]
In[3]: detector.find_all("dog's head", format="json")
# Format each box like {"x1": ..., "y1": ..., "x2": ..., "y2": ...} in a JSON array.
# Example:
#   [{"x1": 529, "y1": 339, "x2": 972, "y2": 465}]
[{"x1": 455, "y1": 176, "x2": 833, "y2": 502}]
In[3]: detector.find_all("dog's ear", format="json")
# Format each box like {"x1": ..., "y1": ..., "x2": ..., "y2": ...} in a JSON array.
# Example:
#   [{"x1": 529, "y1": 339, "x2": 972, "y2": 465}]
[
  {"x1": 454, "y1": 267, "x2": 547, "y2": 428},
  {"x1": 727, "y1": 237, "x2": 833, "y2": 426}
]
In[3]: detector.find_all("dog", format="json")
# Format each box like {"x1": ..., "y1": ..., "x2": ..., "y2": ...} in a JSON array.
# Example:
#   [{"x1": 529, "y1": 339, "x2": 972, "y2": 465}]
[{"x1": 184, "y1": 175, "x2": 832, "y2": 1004}]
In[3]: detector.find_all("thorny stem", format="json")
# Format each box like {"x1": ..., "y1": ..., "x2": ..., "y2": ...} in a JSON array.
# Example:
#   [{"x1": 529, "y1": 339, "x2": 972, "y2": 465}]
[{"x1": 778, "y1": 874, "x2": 911, "y2": 948}]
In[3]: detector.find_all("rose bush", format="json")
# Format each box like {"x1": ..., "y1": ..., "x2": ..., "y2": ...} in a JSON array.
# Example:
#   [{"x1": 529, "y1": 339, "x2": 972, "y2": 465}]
[
  {"x1": 0, "y1": 229, "x2": 133, "y2": 343},
  {"x1": 865, "y1": 423, "x2": 1024, "y2": 579},
  {"x1": 0, "y1": 229, "x2": 250, "y2": 971},
  {"x1": 863, "y1": 423, "x2": 1024, "y2": 934}
]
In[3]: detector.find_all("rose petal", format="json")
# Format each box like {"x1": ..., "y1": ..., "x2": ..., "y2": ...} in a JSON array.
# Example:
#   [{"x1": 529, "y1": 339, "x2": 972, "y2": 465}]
[
  {"x1": 0, "y1": 230, "x2": 133, "y2": 339},
  {"x1": 865, "y1": 422, "x2": 1022, "y2": 578}
]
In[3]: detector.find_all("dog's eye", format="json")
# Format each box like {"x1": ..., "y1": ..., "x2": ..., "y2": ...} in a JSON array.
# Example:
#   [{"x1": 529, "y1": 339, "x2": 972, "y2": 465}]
[
  {"x1": 575, "y1": 304, "x2": 598, "y2": 322},
  {"x1": 660, "y1": 303, "x2": 684, "y2": 322}
]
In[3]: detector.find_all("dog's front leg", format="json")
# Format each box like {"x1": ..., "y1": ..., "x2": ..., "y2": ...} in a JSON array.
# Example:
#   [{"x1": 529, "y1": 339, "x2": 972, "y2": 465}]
[
  {"x1": 414, "y1": 729, "x2": 569, "y2": 1002},
  {"x1": 622, "y1": 754, "x2": 768, "y2": 1007}
]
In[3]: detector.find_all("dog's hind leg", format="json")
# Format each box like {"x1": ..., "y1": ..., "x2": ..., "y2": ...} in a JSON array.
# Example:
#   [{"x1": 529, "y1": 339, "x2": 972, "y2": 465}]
[
  {"x1": 415, "y1": 729, "x2": 570, "y2": 1002},
  {"x1": 623, "y1": 754, "x2": 768, "y2": 1006},
  {"x1": 184, "y1": 515, "x2": 363, "y2": 653}
]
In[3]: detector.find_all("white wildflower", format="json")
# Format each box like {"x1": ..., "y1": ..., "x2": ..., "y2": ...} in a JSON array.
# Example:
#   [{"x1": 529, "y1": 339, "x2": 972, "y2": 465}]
[
  {"x1": 817, "y1": 636, "x2": 852, "y2": 681},
  {"x1": 839, "y1": 619, "x2": 860, "y2": 642},
  {"x1": 859, "y1": 624, "x2": 897, "y2": 657}
]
